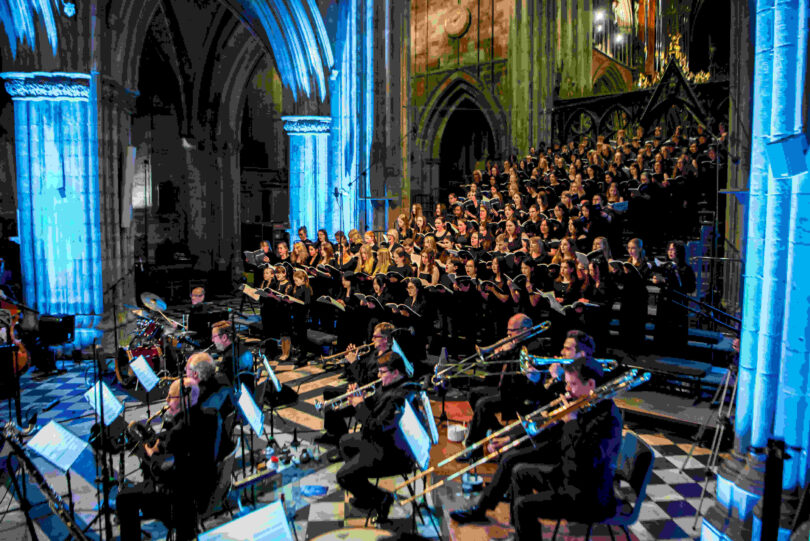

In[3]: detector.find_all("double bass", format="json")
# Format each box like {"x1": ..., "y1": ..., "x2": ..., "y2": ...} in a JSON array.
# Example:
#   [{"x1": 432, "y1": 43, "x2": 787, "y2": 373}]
[{"x1": 1, "y1": 298, "x2": 30, "y2": 375}]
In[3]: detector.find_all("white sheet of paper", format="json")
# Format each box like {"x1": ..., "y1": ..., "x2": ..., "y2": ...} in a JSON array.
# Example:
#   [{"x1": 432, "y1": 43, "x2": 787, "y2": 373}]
[
  {"x1": 26, "y1": 421, "x2": 88, "y2": 473},
  {"x1": 129, "y1": 355, "x2": 159, "y2": 392},
  {"x1": 83, "y1": 381, "x2": 124, "y2": 426},
  {"x1": 198, "y1": 500, "x2": 293, "y2": 540},
  {"x1": 237, "y1": 383, "x2": 264, "y2": 437}
]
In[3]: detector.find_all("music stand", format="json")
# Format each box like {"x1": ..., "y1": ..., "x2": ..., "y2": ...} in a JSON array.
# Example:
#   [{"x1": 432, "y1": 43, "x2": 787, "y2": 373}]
[
  {"x1": 237, "y1": 382, "x2": 264, "y2": 505},
  {"x1": 26, "y1": 421, "x2": 88, "y2": 523},
  {"x1": 129, "y1": 355, "x2": 160, "y2": 418},
  {"x1": 393, "y1": 400, "x2": 442, "y2": 539},
  {"x1": 198, "y1": 500, "x2": 295, "y2": 541},
  {"x1": 260, "y1": 355, "x2": 282, "y2": 443}
]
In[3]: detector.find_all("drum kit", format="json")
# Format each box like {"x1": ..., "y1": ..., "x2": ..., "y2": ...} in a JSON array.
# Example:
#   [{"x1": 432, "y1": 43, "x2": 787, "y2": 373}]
[{"x1": 115, "y1": 292, "x2": 199, "y2": 388}]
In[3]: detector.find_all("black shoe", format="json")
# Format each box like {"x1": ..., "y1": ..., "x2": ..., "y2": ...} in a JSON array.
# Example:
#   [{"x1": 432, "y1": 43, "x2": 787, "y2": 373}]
[
  {"x1": 376, "y1": 493, "x2": 394, "y2": 523},
  {"x1": 350, "y1": 496, "x2": 375, "y2": 510},
  {"x1": 314, "y1": 432, "x2": 339, "y2": 445},
  {"x1": 449, "y1": 505, "x2": 488, "y2": 524}
]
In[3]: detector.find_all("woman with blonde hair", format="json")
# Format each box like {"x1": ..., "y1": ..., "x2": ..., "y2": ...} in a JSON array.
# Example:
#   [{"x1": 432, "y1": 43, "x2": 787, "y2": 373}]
[
  {"x1": 355, "y1": 244, "x2": 376, "y2": 275},
  {"x1": 372, "y1": 247, "x2": 392, "y2": 275}
]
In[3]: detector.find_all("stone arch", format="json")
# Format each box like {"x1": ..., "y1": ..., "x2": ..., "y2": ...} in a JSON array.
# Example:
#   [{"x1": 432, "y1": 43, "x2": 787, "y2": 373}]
[
  {"x1": 593, "y1": 63, "x2": 632, "y2": 95},
  {"x1": 417, "y1": 72, "x2": 507, "y2": 161}
]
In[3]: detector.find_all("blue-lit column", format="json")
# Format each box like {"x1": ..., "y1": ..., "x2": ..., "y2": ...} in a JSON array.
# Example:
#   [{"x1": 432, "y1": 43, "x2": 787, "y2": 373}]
[
  {"x1": 282, "y1": 116, "x2": 331, "y2": 241},
  {"x1": 703, "y1": 0, "x2": 810, "y2": 539},
  {"x1": 1, "y1": 72, "x2": 103, "y2": 347}
]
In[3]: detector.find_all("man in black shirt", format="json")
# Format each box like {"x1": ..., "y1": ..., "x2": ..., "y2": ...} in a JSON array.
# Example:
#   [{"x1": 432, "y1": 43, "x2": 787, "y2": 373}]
[
  {"x1": 315, "y1": 322, "x2": 395, "y2": 444},
  {"x1": 211, "y1": 320, "x2": 254, "y2": 392},
  {"x1": 510, "y1": 354, "x2": 623, "y2": 539},
  {"x1": 336, "y1": 350, "x2": 419, "y2": 522},
  {"x1": 450, "y1": 330, "x2": 594, "y2": 524},
  {"x1": 117, "y1": 378, "x2": 219, "y2": 540}
]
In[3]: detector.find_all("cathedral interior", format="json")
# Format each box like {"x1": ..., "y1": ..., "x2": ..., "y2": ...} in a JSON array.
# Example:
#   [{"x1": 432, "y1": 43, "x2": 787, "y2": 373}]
[{"x1": 0, "y1": 0, "x2": 808, "y2": 540}]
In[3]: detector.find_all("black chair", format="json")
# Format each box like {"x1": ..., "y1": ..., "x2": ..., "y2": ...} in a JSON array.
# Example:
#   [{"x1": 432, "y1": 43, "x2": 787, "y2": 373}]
[{"x1": 549, "y1": 430, "x2": 654, "y2": 540}]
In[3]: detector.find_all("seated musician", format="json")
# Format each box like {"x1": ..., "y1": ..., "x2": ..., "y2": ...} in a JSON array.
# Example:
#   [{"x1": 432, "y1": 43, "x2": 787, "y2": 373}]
[
  {"x1": 117, "y1": 378, "x2": 219, "y2": 540},
  {"x1": 457, "y1": 314, "x2": 560, "y2": 463},
  {"x1": 510, "y1": 354, "x2": 623, "y2": 539},
  {"x1": 211, "y1": 321, "x2": 254, "y2": 392},
  {"x1": 315, "y1": 322, "x2": 395, "y2": 445},
  {"x1": 450, "y1": 329, "x2": 597, "y2": 523},
  {"x1": 185, "y1": 352, "x2": 234, "y2": 417},
  {"x1": 336, "y1": 350, "x2": 419, "y2": 522}
]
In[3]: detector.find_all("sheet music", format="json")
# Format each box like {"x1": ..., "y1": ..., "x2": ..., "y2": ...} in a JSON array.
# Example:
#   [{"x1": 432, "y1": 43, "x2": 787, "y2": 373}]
[
  {"x1": 419, "y1": 390, "x2": 440, "y2": 445},
  {"x1": 26, "y1": 421, "x2": 88, "y2": 473},
  {"x1": 198, "y1": 501, "x2": 293, "y2": 541},
  {"x1": 83, "y1": 381, "x2": 124, "y2": 426},
  {"x1": 262, "y1": 357, "x2": 282, "y2": 393},
  {"x1": 396, "y1": 400, "x2": 431, "y2": 471},
  {"x1": 129, "y1": 355, "x2": 159, "y2": 392},
  {"x1": 392, "y1": 338, "x2": 414, "y2": 377},
  {"x1": 237, "y1": 383, "x2": 265, "y2": 437}
]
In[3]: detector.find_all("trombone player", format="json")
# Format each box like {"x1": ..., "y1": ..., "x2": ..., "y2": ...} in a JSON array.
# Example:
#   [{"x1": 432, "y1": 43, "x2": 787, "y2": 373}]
[
  {"x1": 315, "y1": 322, "x2": 396, "y2": 445},
  {"x1": 450, "y1": 330, "x2": 598, "y2": 524},
  {"x1": 457, "y1": 314, "x2": 562, "y2": 463}
]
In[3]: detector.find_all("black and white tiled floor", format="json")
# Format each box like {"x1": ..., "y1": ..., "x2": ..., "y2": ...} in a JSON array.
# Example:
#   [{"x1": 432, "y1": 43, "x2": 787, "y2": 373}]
[{"x1": 0, "y1": 358, "x2": 717, "y2": 540}]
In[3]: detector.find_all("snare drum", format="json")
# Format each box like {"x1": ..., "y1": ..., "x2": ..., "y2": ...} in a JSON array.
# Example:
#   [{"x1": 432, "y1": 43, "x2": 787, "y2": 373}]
[{"x1": 116, "y1": 345, "x2": 163, "y2": 387}]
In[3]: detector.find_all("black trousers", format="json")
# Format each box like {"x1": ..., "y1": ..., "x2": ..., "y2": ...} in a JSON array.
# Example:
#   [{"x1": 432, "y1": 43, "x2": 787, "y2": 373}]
[
  {"x1": 510, "y1": 463, "x2": 564, "y2": 541},
  {"x1": 117, "y1": 483, "x2": 197, "y2": 541},
  {"x1": 477, "y1": 441, "x2": 552, "y2": 510},
  {"x1": 322, "y1": 385, "x2": 355, "y2": 437},
  {"x1": 336, "y1": 433, "x2": 409, "y2": 505}
]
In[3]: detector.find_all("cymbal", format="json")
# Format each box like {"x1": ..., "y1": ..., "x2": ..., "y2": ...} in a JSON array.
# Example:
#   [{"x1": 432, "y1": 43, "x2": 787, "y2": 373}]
[
  {"x1": 169, "y1": 330, "x2": 197, "y2": 339},
  {"x1": 237, "y1": 334, "x2": 261, "y2": 344},
  {"x1": 233, "y1": 317, "x2": 256, "y2": 326},
  {"x1": 131, "y1": 309, "x2": 151, "y2": 319},
  {"x1": 140, "y1": 292, "x2": 167, "y2": 312}
]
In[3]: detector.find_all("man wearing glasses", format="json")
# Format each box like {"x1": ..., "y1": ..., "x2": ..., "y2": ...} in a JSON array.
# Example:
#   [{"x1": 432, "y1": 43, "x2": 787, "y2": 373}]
[
  {"x1": 315, "y1": 322, "x2": 395, "y2": 445},
  {"x1": 457, "y1": 314, "x2": 560, "y2": 463},
  {"x1": 336, "y1": 351, "x2": 420, "y2": 523},
  {"x1": 117, "y1": 378, "x2": 219, "y2": 540}
]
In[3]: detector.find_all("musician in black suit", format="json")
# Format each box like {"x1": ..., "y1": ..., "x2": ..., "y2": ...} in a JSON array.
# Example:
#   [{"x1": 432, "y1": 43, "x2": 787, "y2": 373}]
[
  {"x1": 450, "y1": 330, "x2": 594, "y2": 524},
  {"x1": 510, "y1": 355, "x2": 623, "y2": 539},
  {"x1": 315, "y1": 322, "x2": 395, "y2": 444},
  {"x1": 117, "y1": 378, "x2": 219, "y2": 540},
  {"x1": 336, "y1": 351, "x2": 419, "y2": 522}
]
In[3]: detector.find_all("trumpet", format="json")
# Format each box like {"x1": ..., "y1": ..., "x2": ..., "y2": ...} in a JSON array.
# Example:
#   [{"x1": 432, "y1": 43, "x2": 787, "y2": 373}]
[
  {"x1": 314, "y1": 378, "x2": 381, "y2": 412},
  {"x1": 517, "y1": 350, "x2": 618, "y2": 376},
  {"x1": 317, "y1": 342, "x2": 374, "y2": 366},
  {"x1": 396, "y1": 369, "x2": 651, "y2": 506}
]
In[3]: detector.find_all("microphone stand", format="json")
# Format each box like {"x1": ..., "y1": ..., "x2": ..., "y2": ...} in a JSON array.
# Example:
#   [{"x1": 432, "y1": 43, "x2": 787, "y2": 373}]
[{"x1": 84, "y1": 341, "x2": 114, "y2": 540}]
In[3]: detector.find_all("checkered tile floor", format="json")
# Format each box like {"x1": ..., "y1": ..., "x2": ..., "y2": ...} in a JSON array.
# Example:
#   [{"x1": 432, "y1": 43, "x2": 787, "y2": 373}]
[{"x1": 0, "y1": 358, "x2": 716, "y2": 540}]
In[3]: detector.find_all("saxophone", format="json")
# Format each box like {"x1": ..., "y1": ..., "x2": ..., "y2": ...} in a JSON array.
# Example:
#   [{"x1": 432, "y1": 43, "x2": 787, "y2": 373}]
[{"x1": 2, "y1": 422, "x2": 92, "y2": 541}]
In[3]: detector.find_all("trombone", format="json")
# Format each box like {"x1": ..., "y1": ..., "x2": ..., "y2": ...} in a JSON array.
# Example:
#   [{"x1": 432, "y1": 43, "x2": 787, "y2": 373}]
[
  {"x1": 314, "y1": 378, "x2": 382, "y2": 412},
  {"x1": 396, "y1": 369, "x2": 651, "y2": 506},
  {"x1": 491, "y1": 349, "x2": 619, "y2": 376},
  {"x1": 317, "y1": 342, "x2": 374, "y2": 366},
  {"x1": 431, "y1": 321, "x2": 551, "y2": 387}
]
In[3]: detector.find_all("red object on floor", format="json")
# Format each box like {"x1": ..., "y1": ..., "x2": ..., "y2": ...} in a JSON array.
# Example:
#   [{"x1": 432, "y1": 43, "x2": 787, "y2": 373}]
[{"x1": 444, "y1": 401, "x2": 474, "y2": 423}]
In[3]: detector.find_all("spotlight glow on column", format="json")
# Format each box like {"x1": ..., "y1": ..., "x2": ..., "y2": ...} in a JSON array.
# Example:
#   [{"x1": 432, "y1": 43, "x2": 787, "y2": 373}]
[
  {"x1": 1, "y1": 71, "x2": 103, "y2": 347},
  {"x1": 282, "y1": 116, "x2": 331, "y2": 241}
]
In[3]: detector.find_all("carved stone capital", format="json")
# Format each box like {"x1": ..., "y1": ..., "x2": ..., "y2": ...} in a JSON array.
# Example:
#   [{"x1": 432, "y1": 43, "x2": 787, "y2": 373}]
[
  {"x1": 1, "y1": 71, "x2": 90, "y2": 100},
  {"x1": 281, "y1": 115, "x2": 331, "y2": 134}
]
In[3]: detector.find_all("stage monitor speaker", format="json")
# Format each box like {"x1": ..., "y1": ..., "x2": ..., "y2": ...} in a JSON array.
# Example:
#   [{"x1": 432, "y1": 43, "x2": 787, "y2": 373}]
[{"x1": 39, "y1": 315, "x2": 75, "y2": 346}]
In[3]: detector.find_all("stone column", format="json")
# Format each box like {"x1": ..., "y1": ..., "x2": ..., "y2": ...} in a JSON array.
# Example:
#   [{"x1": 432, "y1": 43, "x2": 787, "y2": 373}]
[
  {"x1": 1, "y1": 71, "x2": 102, "y2": 347},
  {"x1": 281, "y1": 116, "x2": 331, "y2": 241}
]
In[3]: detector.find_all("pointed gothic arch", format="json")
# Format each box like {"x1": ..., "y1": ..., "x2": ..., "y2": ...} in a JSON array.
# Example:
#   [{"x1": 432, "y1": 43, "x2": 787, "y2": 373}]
[{"x1": 417, "y1": 72, "x2": 507, "y2": 161}]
